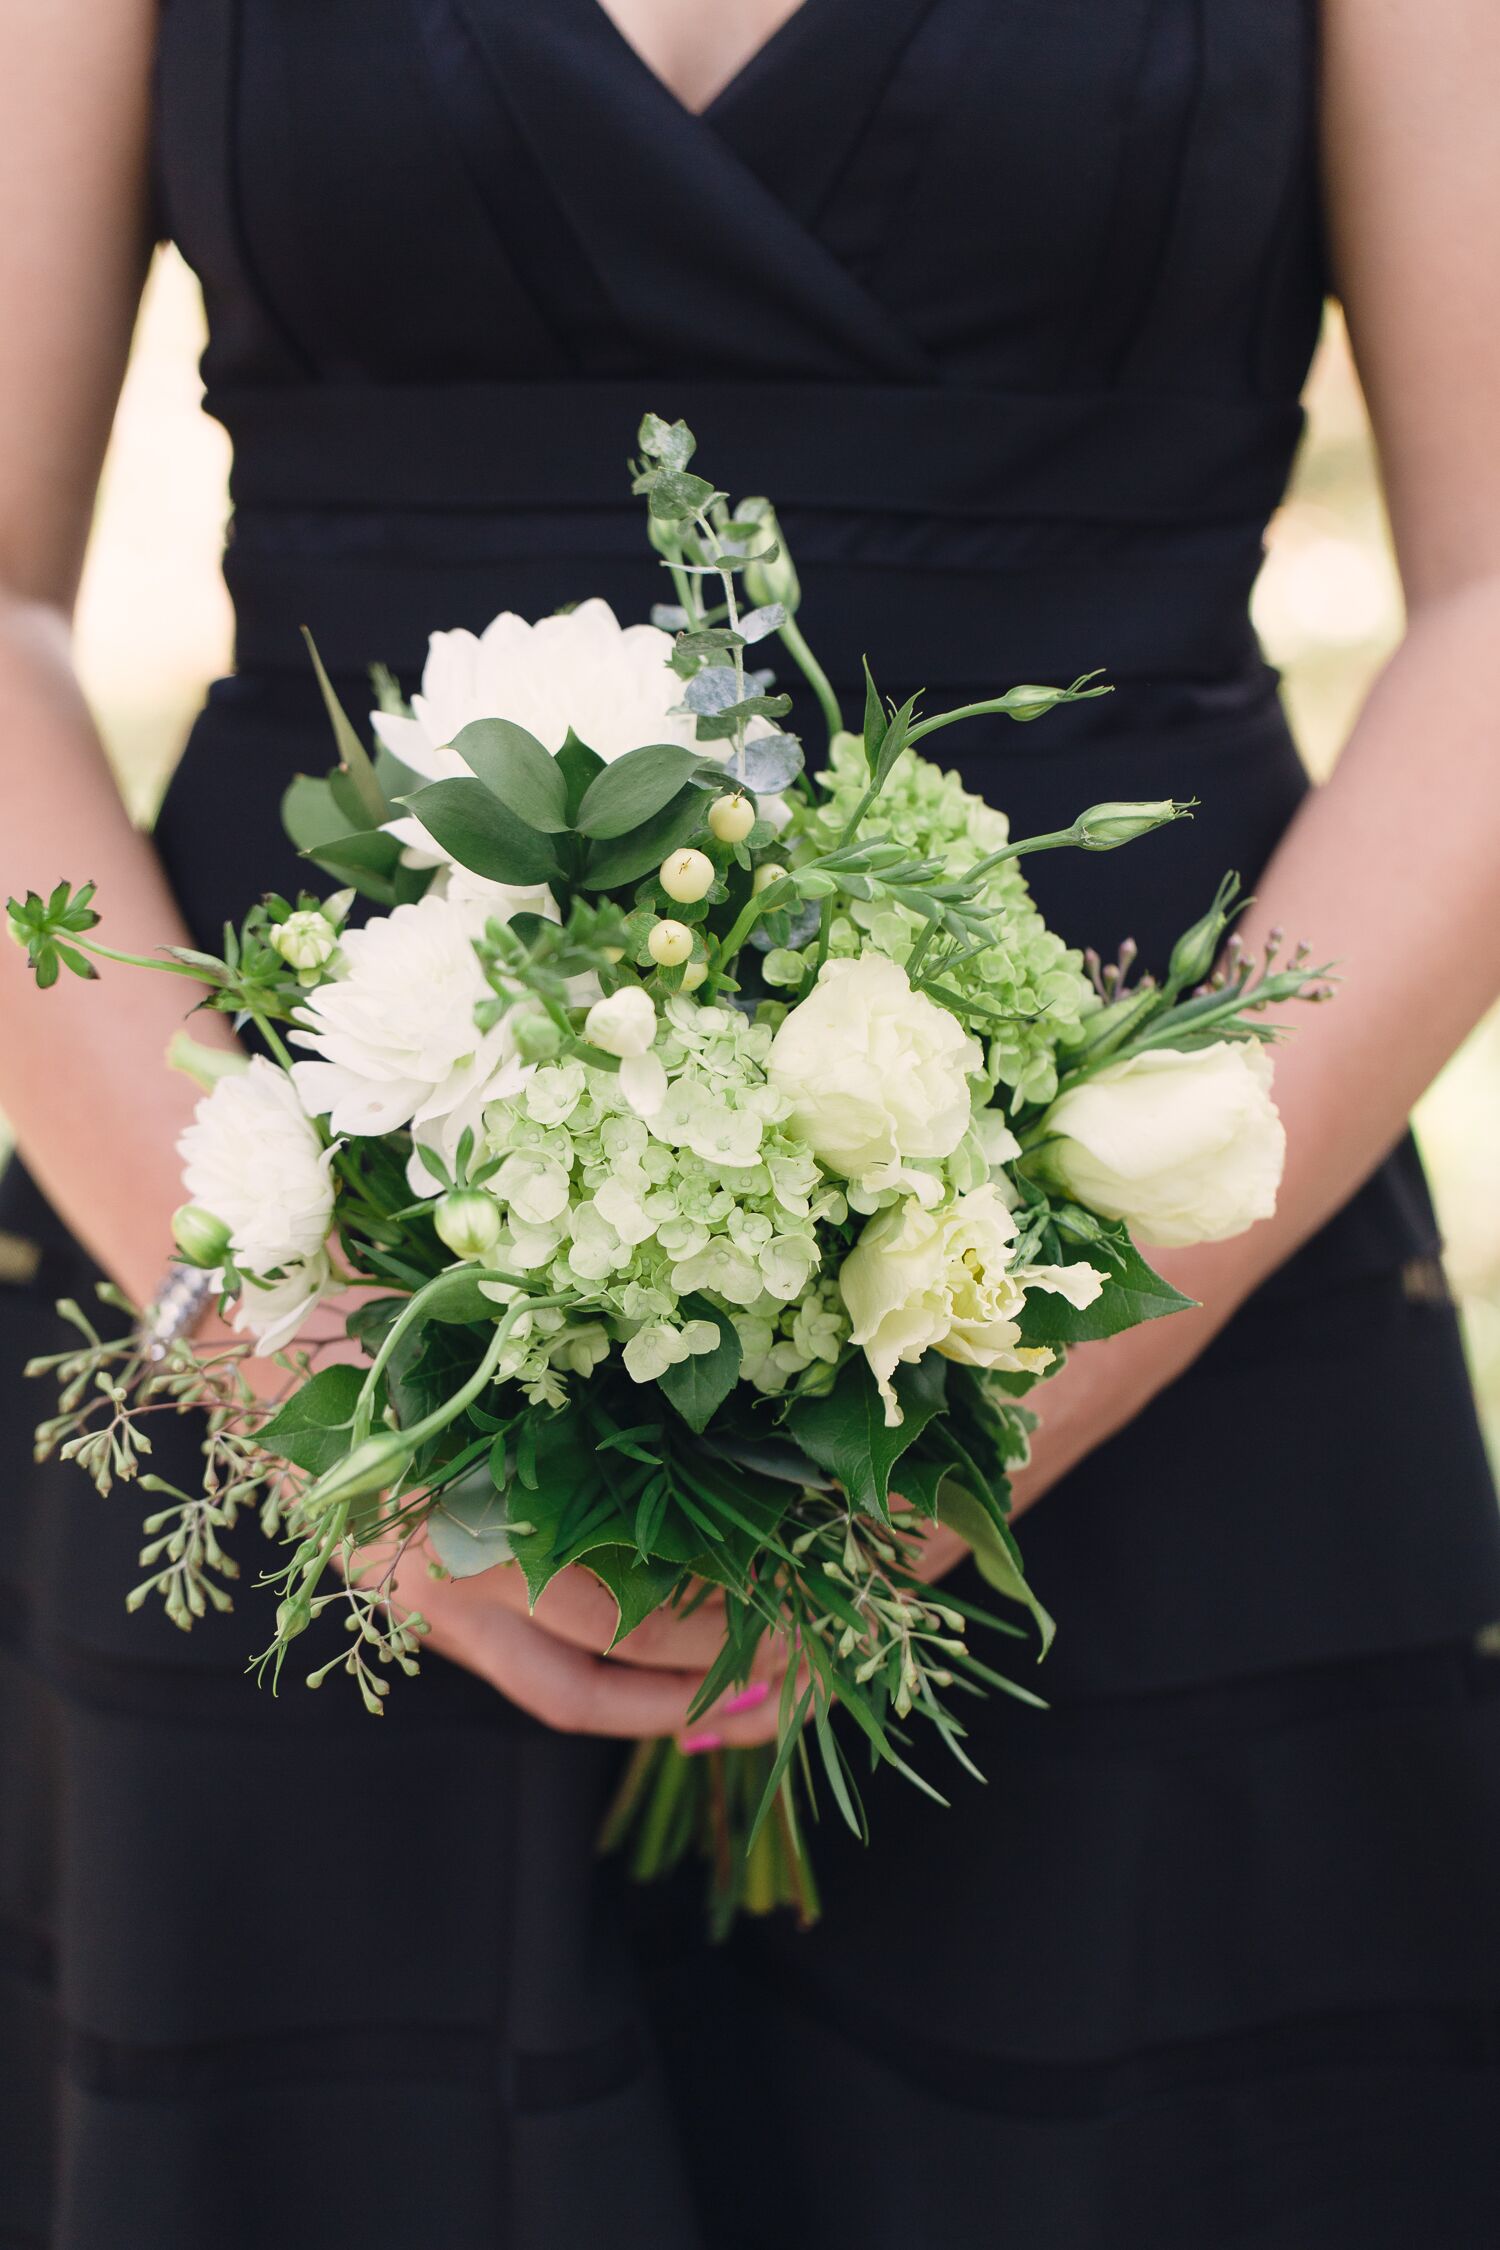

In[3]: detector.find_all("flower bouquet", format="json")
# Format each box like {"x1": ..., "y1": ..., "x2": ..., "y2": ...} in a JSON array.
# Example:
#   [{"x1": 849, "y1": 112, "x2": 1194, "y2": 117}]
[{"x1": 10, "y1": 414, "x2": 1328, "y2": 1928}]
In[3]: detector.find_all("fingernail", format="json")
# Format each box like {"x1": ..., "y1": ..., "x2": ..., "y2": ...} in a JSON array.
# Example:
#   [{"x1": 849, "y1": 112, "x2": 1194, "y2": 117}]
[
  {"x1": 679, "y1": 1731, "x2": 722, "y2": 1755},
  {"x1": 719, "y1": 1681, "x2": 771, "y2": 1716}
]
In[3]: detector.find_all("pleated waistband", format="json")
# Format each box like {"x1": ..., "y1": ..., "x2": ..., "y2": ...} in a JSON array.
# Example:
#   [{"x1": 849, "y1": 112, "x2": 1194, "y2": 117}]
[{"x1": 211, "y1": 379, "x2": 1296, "y2": 687}]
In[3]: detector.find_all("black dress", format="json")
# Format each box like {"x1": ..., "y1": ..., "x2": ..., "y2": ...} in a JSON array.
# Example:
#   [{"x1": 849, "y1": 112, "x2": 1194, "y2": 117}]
[{"x1": 3, "y1": 3, "x2": 1500, "y2": 2243}]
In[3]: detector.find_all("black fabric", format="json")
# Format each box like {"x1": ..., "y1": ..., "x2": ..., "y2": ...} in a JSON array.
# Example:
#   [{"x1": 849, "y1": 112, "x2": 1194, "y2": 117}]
[{"x1": 4, "y1": 0, "x2": 1500, "y2": 2240}]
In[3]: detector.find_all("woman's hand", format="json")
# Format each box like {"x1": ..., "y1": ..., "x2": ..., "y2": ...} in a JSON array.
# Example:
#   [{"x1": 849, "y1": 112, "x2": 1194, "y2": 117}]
[{"x1": 379, "y1": 1542, "x2": 792, "y2": 1747}]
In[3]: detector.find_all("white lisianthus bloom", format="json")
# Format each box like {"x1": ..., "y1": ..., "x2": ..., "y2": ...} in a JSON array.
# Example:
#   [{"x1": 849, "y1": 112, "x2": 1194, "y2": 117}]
[
  {"x1": 583, "y1": 986, "x2": 667, "y2": 1117},
  {"x1": 766, "y1": 954, "x2": 982, "y2": 1183},
  {"x1": 177, "y1": 1057, "x2": 337, "y2": 1351},
  {"x1": 1041, "y1": 1041, "x2": 1285, "y2": 1247},
  {"x1": 288, "y1": 890, "x2": 528, "y2": 1187},
  {"x1": 838, "y1": 1183, "x2": 1105, "y2": 1424},
  {"x1": 374, "y1": 598, "x2": 697, "y2": 866}
]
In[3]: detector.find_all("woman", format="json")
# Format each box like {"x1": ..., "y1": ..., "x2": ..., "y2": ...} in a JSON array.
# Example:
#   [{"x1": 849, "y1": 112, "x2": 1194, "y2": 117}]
[{"x1": 2, "y1": 1, "x2": 1499, "y2": 2242}]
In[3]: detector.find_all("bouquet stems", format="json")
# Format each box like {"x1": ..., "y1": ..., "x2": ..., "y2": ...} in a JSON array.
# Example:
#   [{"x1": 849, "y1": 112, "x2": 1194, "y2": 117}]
[{"x1": 600, "y1": 1738, "x2": 822, "y2": 1937}]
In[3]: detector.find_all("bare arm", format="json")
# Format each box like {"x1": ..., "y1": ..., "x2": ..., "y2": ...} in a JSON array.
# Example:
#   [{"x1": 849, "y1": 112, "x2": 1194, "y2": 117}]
[
  {"x1": 0, "y1": 0, "x2": 240, "y2": 1304},
  {"x1": 950, "y1": 0, "x2": 1500, "y2": 1534}
]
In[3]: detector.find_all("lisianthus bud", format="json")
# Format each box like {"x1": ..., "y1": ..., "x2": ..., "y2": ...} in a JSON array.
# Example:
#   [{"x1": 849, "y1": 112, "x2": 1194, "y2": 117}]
[
  {"x1": 171, "y1": 1202, "x2": 232, "y2": 1269},
  {"x1": 302, "y1": 1431, "x2": 415, "y2": 1514},
  {"x1": 659, "y1": 847, "x2": 715, "y2": 903},
  {"x1": 736, "y1": 498, "x2": 801, "y2": 613},
  {"x1": 434, "y1": 1188, "x2": 505, "y2": 1261},
  {"x1": 647, "y1": 919, "x2": 694, "y2": 967},
  {"x1": 1166, "y1": 874, "x2": 1241, "y2": 994},
  {"x1": 271, "y1": 908, "x2": 339, "y2": 976},
  {"x1": 1074, "y1": 801, "x2": 1183, "y2": 851},
  {"x1": 707, "y1": 792, "x2": 756, "y2": 844},
  {"x1": 511, "y1": 1010, "x2": 563, "y2": 1062}
]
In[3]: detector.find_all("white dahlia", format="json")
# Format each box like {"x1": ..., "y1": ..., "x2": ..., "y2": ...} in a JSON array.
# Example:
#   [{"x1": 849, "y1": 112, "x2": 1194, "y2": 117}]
[
  {"x1": 288, "y1": 890, "x2": 529, "y2": 1184},
  {"x1": 177, "y1": 1057, "x2": 336, "y2": 1350},
  {"x1": 373, "y1": 597, "x2": 697, "y2": 866}
]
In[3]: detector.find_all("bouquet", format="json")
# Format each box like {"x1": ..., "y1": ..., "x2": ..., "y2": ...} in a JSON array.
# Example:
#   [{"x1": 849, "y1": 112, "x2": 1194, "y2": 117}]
[{"x1": 10, "y1": 414, "x2": 1329, "y2": 1928}]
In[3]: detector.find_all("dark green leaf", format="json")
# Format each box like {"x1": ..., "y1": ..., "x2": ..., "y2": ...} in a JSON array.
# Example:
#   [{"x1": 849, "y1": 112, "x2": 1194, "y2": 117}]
[
  {"x1": 301, "y1": 629, "x2": 388, "y2": 826},
  {"x1": 256, "y1": 1364, "x2": 364, "y2": 1477},
  {"x1": 555, "y1": 730, "x2": 606, "y2": 822},
  {"x1": 935, "y1": 1475, "x2": 1055, "y2": 1655},
  {"x1": 580, "y1": 1545, "x2": 687, "y2": 1646},
  {"x1": 579, "y1": 787, "x2": 707, "y2": 889},
  {"x1": 657, "y1": 1296, "x2": 741, "y2": 1433},
  {"x1": 783, "y1": 1355, "x2": 947, "y2": 1519},
  {"x1": 396, "y1": 779, "x2": 560, "y2": 887},
  {"x1": 1018, "y1": 1232, "x2": 1195, "y2": 1346},
  {"x1": 574, "y1": 742, "x2": 718, "y2": 839},
  {"x1": 447, "y1": 719, "x2": 571, "y2": 833}
]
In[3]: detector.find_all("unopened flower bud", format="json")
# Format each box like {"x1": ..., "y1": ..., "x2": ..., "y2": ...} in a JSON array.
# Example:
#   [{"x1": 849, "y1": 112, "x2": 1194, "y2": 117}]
[
  {"x1": 303, "y1": 1430, "x2": 415, "y2": 1513},
  {"x1": 659, "y1": 846, "x2": 715, "y2": 903},
  {"x1": 1167, "y1": 888, "x2": 1236, "y2": 994},
  {"x1": 736, "y1": 498, "x2": 801, "y2": 613},
  {"x1": 647, "y1": 919, "x2": 694, "y2": 967},
  {"x1": 171, "y1": 1202, "x2": 231, "y2": 1270},
  {"x1": 271, "y1": 908, "x2": 339, "y2": 975},
  {"x1": 707, "y1": 792, "x2": 756, "y2": 844},
  {"x1": 511, "y1": 1011, "x2": 562, "y2": 1062},
  {"x1": 1075, "y1": 800, "x2": 1184, "y2": 851},
  {"x1": 434, "y1": 1188, "x2": 505, "y2": 1262}
]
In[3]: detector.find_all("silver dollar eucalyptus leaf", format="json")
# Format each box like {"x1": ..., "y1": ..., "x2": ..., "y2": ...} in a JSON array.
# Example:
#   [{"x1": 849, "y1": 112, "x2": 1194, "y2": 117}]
[
  {"x1": 651, "y1": 603, "x2": 690, "y2": 631},
  {"x1": 737, "y1": 732, "x2": 805, "y2": 793},
  {"x1": 682, "y1": 665, "x2": 744, "y2": 716},
  {"x1": 736, "y1": 603, "x2": 787, "y2": 644}
]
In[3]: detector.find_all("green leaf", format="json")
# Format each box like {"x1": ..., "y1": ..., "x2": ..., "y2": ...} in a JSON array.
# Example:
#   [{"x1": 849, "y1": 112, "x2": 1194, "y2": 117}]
[
  {"x1": 301, "y1": 629, "x2": 388, "y2": 827},
  {"x1": 861, "y1": 658, "x2": 886, "y2": 762},
  {"x1": 784, "y1": 1355, "x2": 947, "y2": 1520},
  {"x1": 657, "y1": 1296, "x2": 741, "y2": 1433},
  {"x1": 281, "y1": 773, "x2": 351, "y2": 854},
  {"x1": 636, "y1": 413, "x2": 697, "y2": 471},
  {"x1": 256, "y1": 1364, "x2": 365, "y2": 1477},
  {"x1": 296, "y1": 825, "x2": 406, "y2": 903},
  {"x1": 396, "y1": 779, "x2": 561, "y2": 887},
  {"x1": 1018, "y1": 1233, "x2": 1196, "y2": 1346},
  {"x1": 555, "y1": 730, "x2": 606, "y2": 822},
  {"x1": 871, "y1": 692, "x2": 919, "y2": 794},
  {"x1": 427, "y1": 1465, "x2": 519, "y2": 1578},
  {"x1": 936, "y1": 1476, "x2": 1055, "y2": 1655},
  {"x1": 580, "y1": 1545, "x2": 687, "y2": 1646},
  {"x1": 579, "y1": 786, "x2": 707, "y2": 889},
  {"x1": 447, "y1": 719, "x2": 571, "y2": 833},
  {"x1": 574, "y1": 743, "x2": 718, "y2": 838}
]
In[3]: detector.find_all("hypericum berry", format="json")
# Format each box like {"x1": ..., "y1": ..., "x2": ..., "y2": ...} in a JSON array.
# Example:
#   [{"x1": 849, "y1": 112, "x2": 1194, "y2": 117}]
[
  {"x1": 707, "y1": 792, "x2": 756, "y2": 844},
  {"x1": 647, "y1": 918, "x2": 694, "y2": 967},
  {"x1": 434, "y1": 1188, "x2": 504, "y2": 1262},
  {"x1": 751, "y1": 861, "x2": 787, "y2": 895},
  {"x1": 658, "y1": 847, "x2": 715, "y2": 903},
  {"x1": 171, "y1": 1202, "x2": 232, "y2": 1270},
  {"x1": 680, "y1": 960, "x2": 708, "y2": 992}
]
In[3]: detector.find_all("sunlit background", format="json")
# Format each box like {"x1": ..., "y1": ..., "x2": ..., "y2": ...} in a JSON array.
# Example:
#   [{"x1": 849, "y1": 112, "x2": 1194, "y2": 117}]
[{"x1": 66, "y1": 247, "x2": 1500, "y2": 1461}]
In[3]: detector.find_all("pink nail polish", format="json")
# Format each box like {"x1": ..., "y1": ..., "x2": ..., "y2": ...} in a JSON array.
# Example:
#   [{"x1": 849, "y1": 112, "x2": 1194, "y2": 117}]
[
  {"x1": 719, "y1": 1681, "x2": 771, "y2": 1716},
  {"x1": 680, "y1": 1731, "x2": 722, "y2": 1755}
]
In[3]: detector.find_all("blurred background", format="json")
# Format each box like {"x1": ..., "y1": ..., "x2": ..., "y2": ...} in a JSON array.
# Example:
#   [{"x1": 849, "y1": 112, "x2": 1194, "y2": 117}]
[{"x1": 63, "y1": 245, "x2": 1500, "y2": 1463}]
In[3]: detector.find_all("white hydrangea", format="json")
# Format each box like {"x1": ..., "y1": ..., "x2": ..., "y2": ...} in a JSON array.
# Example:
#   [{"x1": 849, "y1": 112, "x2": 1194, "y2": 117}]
[{"x1": 176, "y1": 1058, "x2": 336, "y2": 1351}]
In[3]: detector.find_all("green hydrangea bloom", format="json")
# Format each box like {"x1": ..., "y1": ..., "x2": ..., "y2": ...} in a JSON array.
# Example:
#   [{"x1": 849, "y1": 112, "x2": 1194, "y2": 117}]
[
  {"x1": 787, "y1": 735, "x2": 1098, "y2": 1106},
  {"x1": 476, "y1": 998, "x2": 849, "y2": 1399}
]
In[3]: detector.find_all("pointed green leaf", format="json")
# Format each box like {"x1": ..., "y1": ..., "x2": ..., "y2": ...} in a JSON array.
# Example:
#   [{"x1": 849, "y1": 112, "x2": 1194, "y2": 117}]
[
  {"x1": 301, "y1": 629, "x2": 388, "y2": 827},
  {"x1": 447, "y1": 719, "x2": 571, "y2": 833},
  {"x1": 396, "y1": 778, "x2": 561, "y2": 887},
  {"x1": 574, "y1": 743, "x2": 719, "y2": 839},
  {"x1": 256, "y1": 1364, "x2": 365, "y2": 1477},
  {"x1": 783, "y1": 1355, "x2": 946, "y2": 1519},
  {"x1": 935, "y1": 1475, "x2": 1055, "y2": 1655},
  {"x1": 657, "y1": 1296, "x2": 741, "y2": 1433}
]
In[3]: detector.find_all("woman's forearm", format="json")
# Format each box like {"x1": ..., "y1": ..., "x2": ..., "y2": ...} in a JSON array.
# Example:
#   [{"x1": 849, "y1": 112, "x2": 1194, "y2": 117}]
[
  {"x1": 0, "y1": 594, "x2": 236, "y2": 1303},
  {"x1": 1006, "y1": 575, "x2": 1500, "y2": 1513}
]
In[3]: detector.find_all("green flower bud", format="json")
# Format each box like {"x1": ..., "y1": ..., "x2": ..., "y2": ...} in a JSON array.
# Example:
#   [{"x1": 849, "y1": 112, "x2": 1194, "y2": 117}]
[
  {"x1": 511, "y1": 1011, "x2": 563, "y2": 1063},
  {"x1": 1166, "y1": 873, "x2": 1241, "y2": 993},
  {"x1": 171, "y1": 1202, "x2": 232, "y2": 1270},
  {"x1": 1075, "y1": 800, "x2": 1184, "y2": 851},
  {"x1": 304, "y1": 1431, "x2": 415, "y2": 1515},
  {"x1": 271, "y1": 908, "x2": 339, "y2": 975},
  {"x1": 736, "y1": 498, "x2": 801, "y2": 613},
  {"x1": 434, "y1": 1188, "x2": 505, "y2": 1261}
]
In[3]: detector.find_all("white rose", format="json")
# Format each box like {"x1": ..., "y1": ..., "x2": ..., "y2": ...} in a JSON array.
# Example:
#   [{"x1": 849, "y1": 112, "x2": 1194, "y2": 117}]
[
  {"x1": 766, "y1": 955, "x2": 982, "y2": 1182},
  {"x1": 839, "y1": 1184, "x2": 1104, "y2": 1424},
  {"x1": 288, "y1": 890, "x2": 530, "y2": 1188},
  {"x1": 1041, "y1": 1041, "x2": 1285, "y2": 1247}
]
